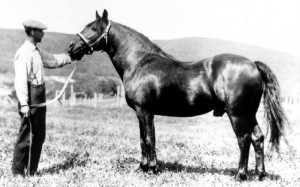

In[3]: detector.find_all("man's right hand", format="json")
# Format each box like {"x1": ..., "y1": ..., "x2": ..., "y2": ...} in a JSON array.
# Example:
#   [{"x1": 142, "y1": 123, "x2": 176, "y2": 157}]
[{"x1": 21, "y1": 105, "x2": 30, "y2": 117}]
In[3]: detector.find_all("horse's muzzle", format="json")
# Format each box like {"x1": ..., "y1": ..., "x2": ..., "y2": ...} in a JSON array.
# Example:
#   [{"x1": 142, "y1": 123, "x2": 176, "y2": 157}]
[{"x1": 68, "y1": 41, "x2": 85, "y2": 60}]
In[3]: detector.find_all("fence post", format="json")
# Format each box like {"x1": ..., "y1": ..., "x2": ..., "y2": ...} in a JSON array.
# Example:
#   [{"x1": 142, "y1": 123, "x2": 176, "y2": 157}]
[
  {"x1": 73, "y1": 93, "x2": 75, "y2": 106},
  {"x1": 55, "y1": 90, "x2": 59, "y2": 106},
  {"x1": 94, "y1": 92, "x2": 97, "y2": 108},
  {"x1": 117, "y1": 86, "x2": 121, "y2": 107},
  {"x1": 99, "y1": 93, "x2": 103, "y2": 101},
  {"x1": 62, "y1": 91, "x2": 66, "y2": 105},
  {"x1": 121, "y1": 84, "x2": 125, "y2": 107},
  {"x1": 70, "y1": 84, "x2": 74, "y2": 106}
]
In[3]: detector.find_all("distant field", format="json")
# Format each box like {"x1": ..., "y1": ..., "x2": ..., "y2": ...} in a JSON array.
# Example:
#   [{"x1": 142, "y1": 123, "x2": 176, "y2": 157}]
[{"x1": 0, "y1": 103, "x2": 299, "y2": 186}]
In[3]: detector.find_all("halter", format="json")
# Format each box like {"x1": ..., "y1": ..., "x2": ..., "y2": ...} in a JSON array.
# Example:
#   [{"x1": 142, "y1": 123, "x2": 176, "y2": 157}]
[{"x1": 77, "y1": 21, "x2": 111, "y2": 54}]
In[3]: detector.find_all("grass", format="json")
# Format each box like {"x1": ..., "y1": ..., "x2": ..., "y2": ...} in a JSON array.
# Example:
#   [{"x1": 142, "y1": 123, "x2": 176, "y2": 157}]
[{"x1": 0, "y1": 104, "x2": 299, "y2": 186}]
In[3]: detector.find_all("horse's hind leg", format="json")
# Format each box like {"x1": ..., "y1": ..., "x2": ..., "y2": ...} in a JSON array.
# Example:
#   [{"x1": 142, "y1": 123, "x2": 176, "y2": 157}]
[
  {"x1": 251, "y1": 123, "x2": 267, "y2": 180},
  {"x1": 228, "y1": 115, "x2": 254, "y2": 181},
  {"x1": 136, "y1": 107, "x2": 157, "y2": 173}
]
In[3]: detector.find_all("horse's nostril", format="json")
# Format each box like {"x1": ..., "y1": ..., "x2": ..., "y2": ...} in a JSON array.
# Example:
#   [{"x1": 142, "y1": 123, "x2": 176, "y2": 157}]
[{"x1": 68, "y1": 42, "x2": 75, "y2": 52}]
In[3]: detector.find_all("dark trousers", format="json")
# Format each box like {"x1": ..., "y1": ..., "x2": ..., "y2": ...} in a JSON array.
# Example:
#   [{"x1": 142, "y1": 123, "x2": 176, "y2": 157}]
[{"x1": 12, "y1": 83, "x2": 46, "y2": 175}]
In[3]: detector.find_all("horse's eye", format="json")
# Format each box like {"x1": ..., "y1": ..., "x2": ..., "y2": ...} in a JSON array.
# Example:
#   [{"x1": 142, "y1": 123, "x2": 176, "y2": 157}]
[{"x1": 92, "y1": 27, "x2": 97, "y2": 32}]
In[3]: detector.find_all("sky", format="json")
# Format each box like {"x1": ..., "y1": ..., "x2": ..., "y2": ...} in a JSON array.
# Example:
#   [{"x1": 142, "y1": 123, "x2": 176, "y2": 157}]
[{"x1": 1, "y1": 0, "x2": 300, "y2": 58}]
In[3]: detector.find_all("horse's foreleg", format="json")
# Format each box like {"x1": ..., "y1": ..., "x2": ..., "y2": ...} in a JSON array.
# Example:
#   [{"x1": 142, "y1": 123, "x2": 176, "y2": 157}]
[
  {"x1": 137, "y1": 112, "x2": 148, "y2": 171},
  {"x1": 136, "y1": 107, "x2": 157, "y2": 173},
  {"x1": 228, "y1": 115, "x2": 253, "y2": 181},
  {"x1": 251, "y1": 123, "x2": 267, "y2": 180}
]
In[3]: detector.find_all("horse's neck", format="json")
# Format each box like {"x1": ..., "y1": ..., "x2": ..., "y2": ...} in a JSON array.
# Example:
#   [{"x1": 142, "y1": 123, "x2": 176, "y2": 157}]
[{"x1": 106, "y1": 22, "x2": 158, "y2": 79}]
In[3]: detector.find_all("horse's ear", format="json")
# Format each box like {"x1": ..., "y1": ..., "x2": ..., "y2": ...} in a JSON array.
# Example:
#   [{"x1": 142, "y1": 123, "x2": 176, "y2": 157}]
[
  {"x1": 96, "y1": 11, "x2": 100, "y2": 19},
  {"x1": 102, "y1": 9, "x2": 108, "y2": 23}
]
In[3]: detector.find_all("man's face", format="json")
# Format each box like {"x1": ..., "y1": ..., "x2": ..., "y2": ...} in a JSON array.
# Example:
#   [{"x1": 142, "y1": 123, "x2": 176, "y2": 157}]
[{"x1": 32, "y1": 29, "x2": 44, "y2": 43}]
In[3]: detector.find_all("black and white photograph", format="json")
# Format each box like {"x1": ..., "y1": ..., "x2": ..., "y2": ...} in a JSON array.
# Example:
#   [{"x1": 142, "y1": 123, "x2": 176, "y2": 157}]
[{"x1": 0, "y1": 0, "x2": 299, "y2": 186}]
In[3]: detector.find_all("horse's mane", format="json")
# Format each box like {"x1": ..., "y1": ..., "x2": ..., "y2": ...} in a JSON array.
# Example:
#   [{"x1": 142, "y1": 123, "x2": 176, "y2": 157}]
[{"x1": 112, "y1": 21, "x2": 175, "y2": 59}]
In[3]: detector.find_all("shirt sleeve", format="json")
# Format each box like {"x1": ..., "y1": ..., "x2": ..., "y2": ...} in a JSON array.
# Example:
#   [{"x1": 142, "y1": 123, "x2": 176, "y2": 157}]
[
  {"x1": 39, "y1": 49, "x2": 72, "y2": 69},
  {"x1": 14, "y1": 51, "x2": 29, "y2": 106}
]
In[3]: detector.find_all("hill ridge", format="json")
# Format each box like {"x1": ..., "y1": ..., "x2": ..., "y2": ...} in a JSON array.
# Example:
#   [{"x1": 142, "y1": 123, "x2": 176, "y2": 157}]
[{"x1": 0, "y1": 28, "x2": 299, "y2": 96}]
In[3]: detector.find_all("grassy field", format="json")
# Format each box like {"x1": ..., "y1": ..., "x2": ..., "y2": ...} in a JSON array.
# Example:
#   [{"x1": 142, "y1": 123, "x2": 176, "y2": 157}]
[{"x1": 0, "y1": 103, "x2": 299, "y2": 186}]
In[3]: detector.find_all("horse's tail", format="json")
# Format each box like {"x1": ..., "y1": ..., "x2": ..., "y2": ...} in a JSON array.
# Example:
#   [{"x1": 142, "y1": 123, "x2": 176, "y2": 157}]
[{"x1": 254, "y1": 61, "x2": 288, "y2": 152}]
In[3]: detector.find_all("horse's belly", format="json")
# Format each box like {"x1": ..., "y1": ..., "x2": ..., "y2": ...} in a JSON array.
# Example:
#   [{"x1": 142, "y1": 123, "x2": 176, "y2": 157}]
[
  {"x1": 154, "y1": 104, "x2": 214, "y2": 117},
  {"x1": 126, "y1": 70, "x2": 215, "y2": 117},
  {"x1": 143, "y1": 93, "x2": 215, "y2": 117}
]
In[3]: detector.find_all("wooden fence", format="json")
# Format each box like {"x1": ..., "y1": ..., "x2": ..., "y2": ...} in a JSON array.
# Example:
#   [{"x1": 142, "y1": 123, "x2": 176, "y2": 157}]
[
  {"x1": 281, "y1": 96, "x2": 300, "y2": 104},
  {"x1": 0, "y1": 96, "x2": 14, "y2": 108},
  {"x1": 54, "y1": 93, "x2": 125, "y2": 108},
  {"x1": 54, "y1": 85, "x2": 126, "y2": 108},
  {"x1": 1, "y1": 90, "x2": 300, "y2": 108}
]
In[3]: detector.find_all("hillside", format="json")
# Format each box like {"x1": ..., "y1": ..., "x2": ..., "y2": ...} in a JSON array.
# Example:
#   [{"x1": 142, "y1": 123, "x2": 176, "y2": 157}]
[
  {"x1": 0, "y1": 29, "x2": 117, "y2": 77},
  {"x1": 0, "y1": 29, "x2": 118, "y2": 97},
  {"x1": 0, "y1": 29, "x2": 299, "y2": 97}
]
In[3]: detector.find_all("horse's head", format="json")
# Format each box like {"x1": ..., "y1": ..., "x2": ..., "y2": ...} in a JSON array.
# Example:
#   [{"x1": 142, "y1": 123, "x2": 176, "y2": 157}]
[{"x1": 68, "y1": 9, "x2": 110, "y2": 59}]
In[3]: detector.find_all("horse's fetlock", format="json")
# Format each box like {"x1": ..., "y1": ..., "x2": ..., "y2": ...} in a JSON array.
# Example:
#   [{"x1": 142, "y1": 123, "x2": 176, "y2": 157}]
[
  {"x1": 252, "y1": 133, "x2": 264, "y2": 143},
  {"x1": 145, "y1": 138, "x2": 152, "y2": 147}
]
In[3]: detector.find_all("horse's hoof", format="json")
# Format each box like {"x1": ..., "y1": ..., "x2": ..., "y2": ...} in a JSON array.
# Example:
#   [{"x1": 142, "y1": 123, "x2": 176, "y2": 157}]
[
  {"x1": 149, "y1": 166, "x2": 161, "y2": 174},
  {"x1": 135, "y1": 166, "x2": 142, "y2": 172},
  {"x1": 235, "y1": 172, "x2": 249, "y2": 181},
  {"x1": 136, "y1": 164, "x2": 149, "y2": 172},
  {"x1": 256, "y1": 171, "x2": 267, "y2": 181}
]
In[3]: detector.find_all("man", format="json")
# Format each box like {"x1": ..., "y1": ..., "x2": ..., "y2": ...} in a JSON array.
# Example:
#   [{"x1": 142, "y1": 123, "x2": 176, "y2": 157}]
[{"x1": 12, "y1": 20, "x2": 80, "y2": 176}]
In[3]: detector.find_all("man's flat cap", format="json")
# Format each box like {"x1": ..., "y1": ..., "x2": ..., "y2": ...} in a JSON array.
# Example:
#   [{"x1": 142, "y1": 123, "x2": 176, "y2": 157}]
[{"x1": 23, "y1": 20, "x2": 47, "y2": 30}]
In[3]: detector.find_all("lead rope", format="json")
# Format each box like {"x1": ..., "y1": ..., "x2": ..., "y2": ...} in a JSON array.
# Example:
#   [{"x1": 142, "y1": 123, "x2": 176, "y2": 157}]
[{"x1": 30, "y1": 60, "x2": 78, "y2": 108}]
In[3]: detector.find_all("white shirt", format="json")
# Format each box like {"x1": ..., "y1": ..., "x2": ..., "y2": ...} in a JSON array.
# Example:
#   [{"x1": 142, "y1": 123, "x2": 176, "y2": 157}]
[{"x1": 14, "y1": 40, "x2": 72, "y2": 106}]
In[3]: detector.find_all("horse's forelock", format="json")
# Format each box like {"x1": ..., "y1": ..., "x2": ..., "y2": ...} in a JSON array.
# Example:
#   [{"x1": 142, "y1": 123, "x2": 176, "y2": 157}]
[{"x1": 83, "y1": 18, "x2": 103, "y2": 36}]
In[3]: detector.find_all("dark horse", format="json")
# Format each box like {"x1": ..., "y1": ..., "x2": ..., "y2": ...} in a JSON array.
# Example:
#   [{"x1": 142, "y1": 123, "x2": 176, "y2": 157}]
[{"x1": 68, "y1": 10, "x2": 287, "y2": 180}]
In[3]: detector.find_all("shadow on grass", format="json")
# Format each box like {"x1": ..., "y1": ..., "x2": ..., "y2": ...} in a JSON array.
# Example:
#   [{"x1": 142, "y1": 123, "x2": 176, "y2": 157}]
[
  {"x1": 39, "y1": 152, "x2": 90, "y2": 175},
  {"x1": 157, "y1": 160, "x2": 281, "y2": 181}
]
